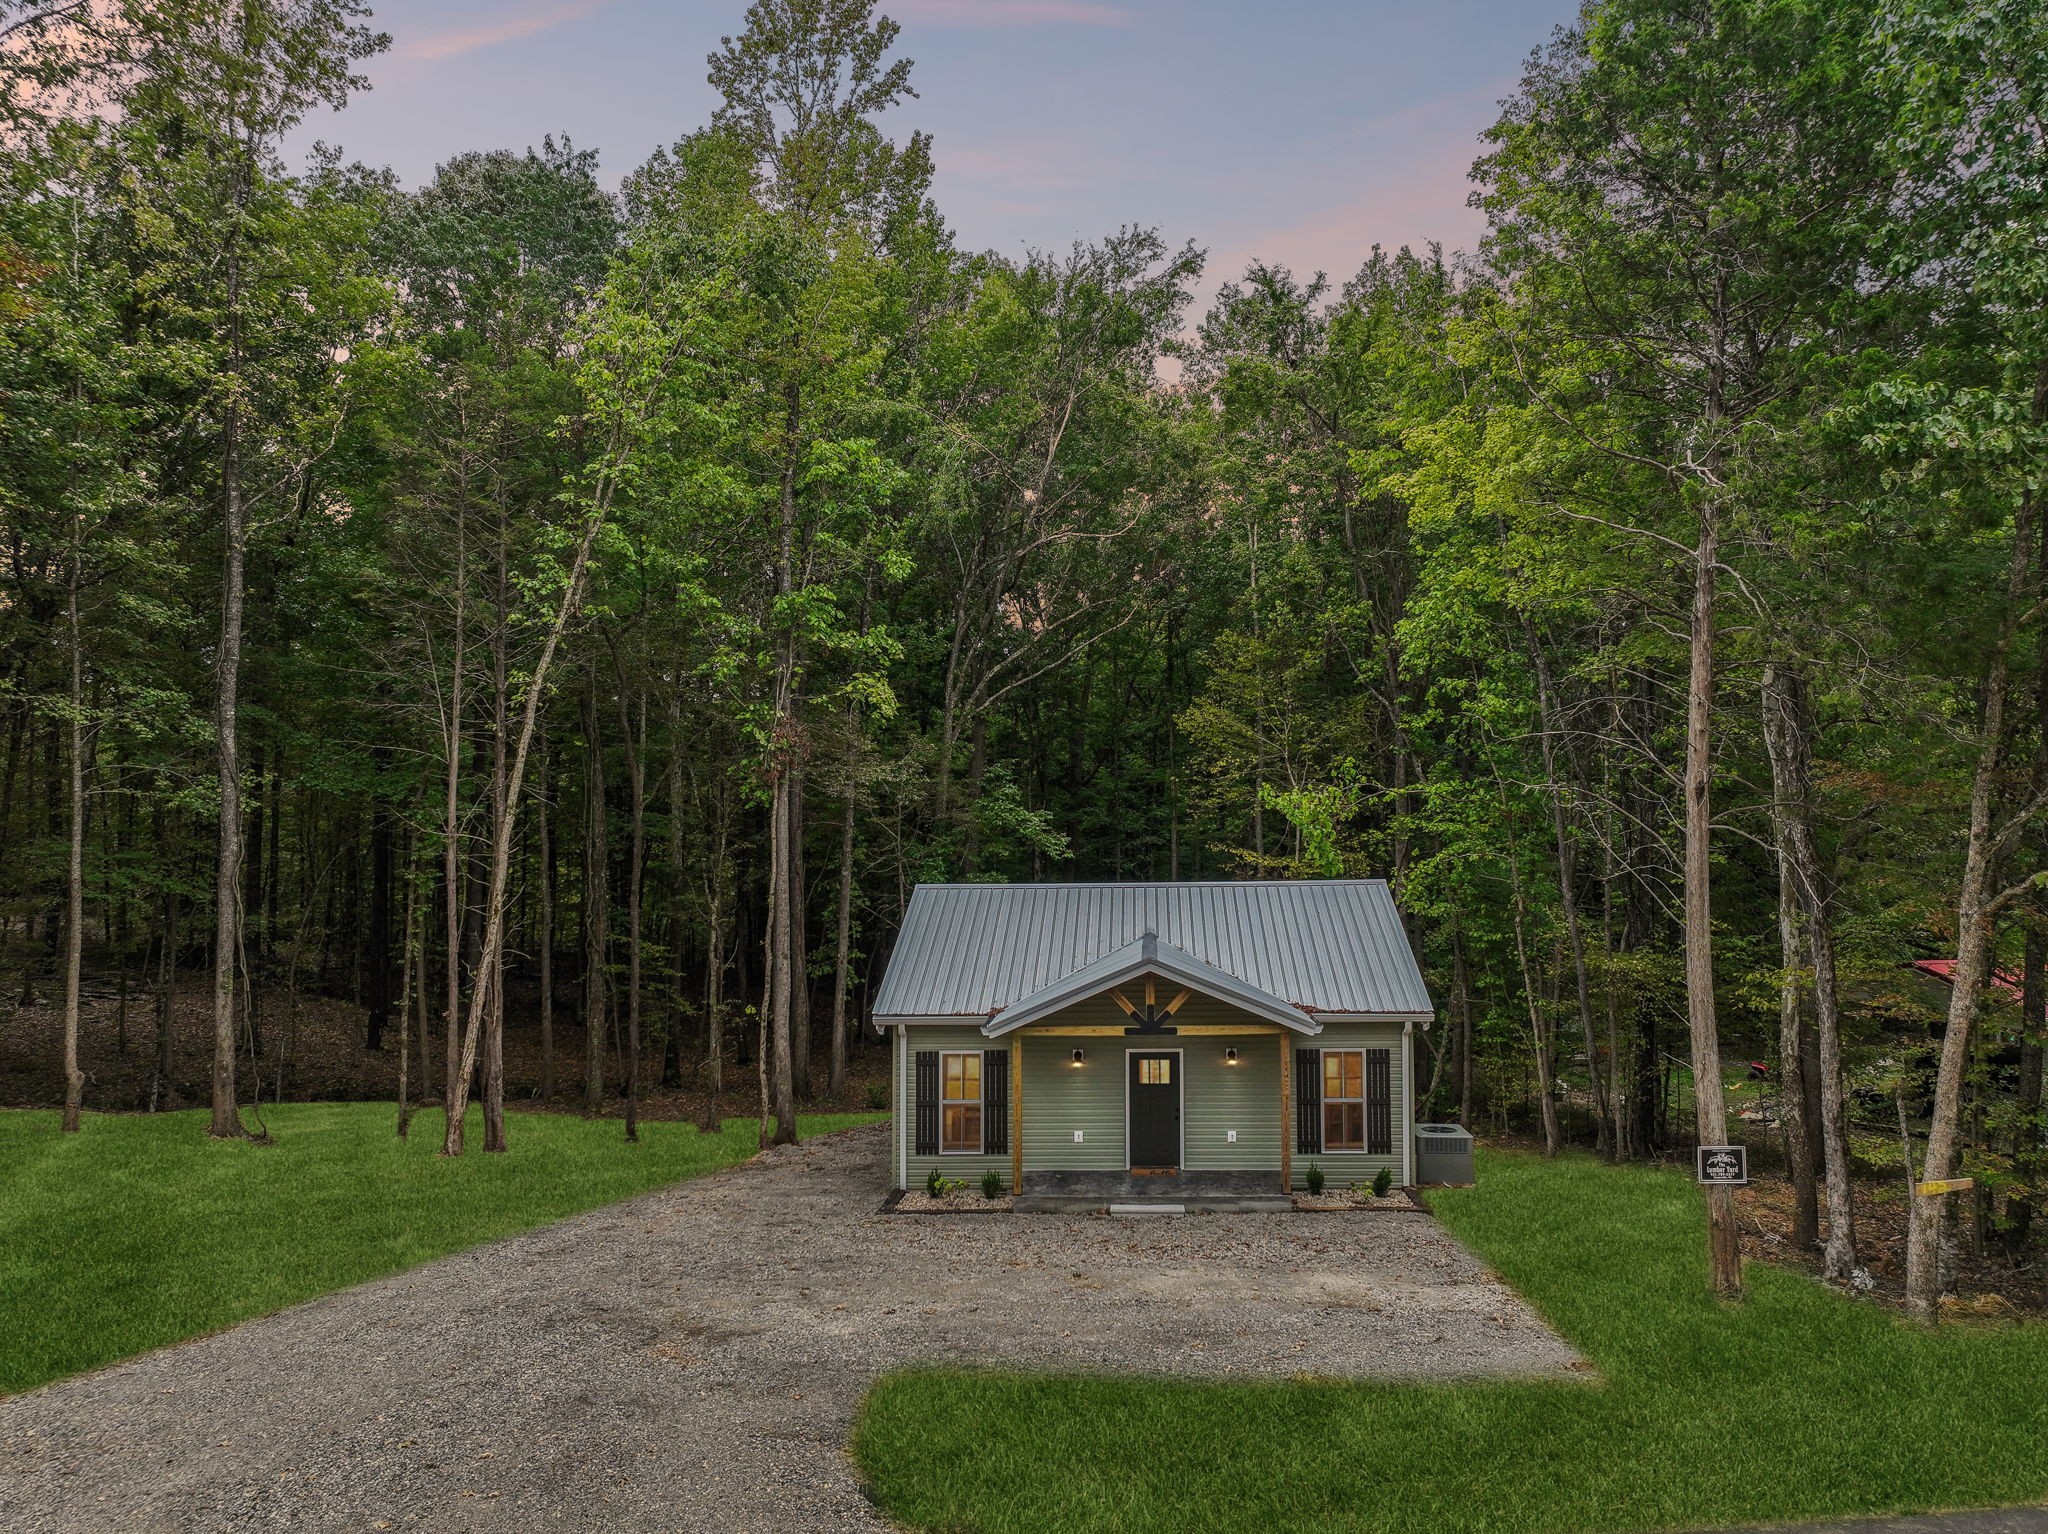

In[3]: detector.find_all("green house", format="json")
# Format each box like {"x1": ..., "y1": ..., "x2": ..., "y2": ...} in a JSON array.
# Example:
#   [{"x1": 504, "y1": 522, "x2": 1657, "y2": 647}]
[{"x1": 872, "y1": 881, "x2": 1435, "y2": 1197}]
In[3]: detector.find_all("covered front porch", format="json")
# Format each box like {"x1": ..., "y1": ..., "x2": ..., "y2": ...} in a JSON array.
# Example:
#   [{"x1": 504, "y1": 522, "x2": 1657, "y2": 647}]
[{"x1": 1010, "y1": 1166, "x2": 1294, "y2": 1214}]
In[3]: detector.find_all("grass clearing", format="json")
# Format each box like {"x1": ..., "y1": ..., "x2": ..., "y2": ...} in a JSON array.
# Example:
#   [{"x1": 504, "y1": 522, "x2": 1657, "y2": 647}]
[
  {"x1": 854, "y1": 1150, "x2": 2048, "y2": 1533},
  {"x1": 0, "y1": 1103, "x2": 877, "y2": 1396}
]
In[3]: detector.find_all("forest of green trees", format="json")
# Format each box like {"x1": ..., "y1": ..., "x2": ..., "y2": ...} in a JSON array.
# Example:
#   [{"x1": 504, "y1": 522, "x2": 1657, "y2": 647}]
[{"x1": 1, "y1": 0, "x2": 2045, "y2": 1321}]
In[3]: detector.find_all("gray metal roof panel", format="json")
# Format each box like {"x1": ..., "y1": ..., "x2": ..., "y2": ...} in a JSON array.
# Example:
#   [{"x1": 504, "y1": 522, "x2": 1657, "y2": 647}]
[{"x1": 869, "y1": 880, "x2": 1432, "y2": 1020}]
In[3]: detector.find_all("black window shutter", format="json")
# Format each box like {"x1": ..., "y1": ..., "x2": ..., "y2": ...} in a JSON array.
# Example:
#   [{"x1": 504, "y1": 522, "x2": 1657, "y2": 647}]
[
  {"x1": 1366, "y1": 1047, "x2": 1392, "y2": 1156},
  {"x1": 983, "y1": 1049, "x2": 1009, "y2": 1155},
  {"x1": 1295, "y1": 1047, "x2": 1322, "y2": 1155},
  {"x1": 914, "y1": 1050, "x2": 939, "y2": 1156}
]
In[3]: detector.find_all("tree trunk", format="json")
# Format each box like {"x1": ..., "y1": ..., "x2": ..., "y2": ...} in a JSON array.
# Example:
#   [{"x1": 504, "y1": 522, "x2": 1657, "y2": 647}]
[
  {"x1": 1686, "y1": 496, "x2": 1741, "y2": 1300},
  {"x1": 1775, "y1": 833, "x2": 1819, "y2": 1251},
  {"x1": 537, "y1": 740, "x2": 554, "y2": 1104},
  {"x1": 829, "y1": 788, "x2": 855, "y2": 1100},
  {"x1": 366, "y1": 749, "x2": 393, "y2": 1053},
  {"x1": 1760, "y1": 663, "x2": 1859, "y2": 1279},
  {"x1": 582, "y1": 684, "x2": 608, "y2": 1115},
  {"x1": 209, "y1": 379, "x2": 248, "y2": 1139},
  {"x1": 441, "y1": 501, "x2": 468, "y2": 1138},
  {"x1": 1527, "y1": 618, "x2": 1608, "y2": 1150},
  {"x1": 1498, "y1": 780, "x2": 1560, "y2": 1155},
  {"x1": 397, "y1": 854, "x2": 417, "y2": 1139},
  {"x1": 441, "y1": 508, "x2": 607, "y2": 1153},
  {"x1": 1453, "y1": 928, "x2": 1474, "y2": 1126},
  {"x1": 61, "y1": 563, "x2": 86, "y2": 1133},
  {"x1": 617, "y1": 679, "x2": 645, "y2": 1144},
  {"x1": 699, "y1": 781, "x2": 727, "y2": 1133},
  {"x1": 790, "y1": 760, "x2": 810, "y2": 1101}
]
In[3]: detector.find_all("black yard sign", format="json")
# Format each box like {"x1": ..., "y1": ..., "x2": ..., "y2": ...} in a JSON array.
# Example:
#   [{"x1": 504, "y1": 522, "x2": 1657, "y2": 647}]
[{"x1": 1696, "y1": 1145, "x2": 1748, "y2": 1186}]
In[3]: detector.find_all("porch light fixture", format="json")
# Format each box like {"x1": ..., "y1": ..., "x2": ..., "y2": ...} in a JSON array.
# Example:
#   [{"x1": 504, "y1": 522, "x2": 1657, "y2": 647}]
[
  {"x1": 1224, "y1": 1047, "x2": 1240, "y2": 1066},
  {"x1": 1071, "y1": 1048, "x2": 1087, "y2": 1067}
]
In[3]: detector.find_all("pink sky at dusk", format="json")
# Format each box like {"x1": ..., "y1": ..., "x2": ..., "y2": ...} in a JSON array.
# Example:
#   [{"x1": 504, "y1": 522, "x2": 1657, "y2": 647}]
[{"x1": 300, "y1": 1, "x2": 1581, "y2": 311}]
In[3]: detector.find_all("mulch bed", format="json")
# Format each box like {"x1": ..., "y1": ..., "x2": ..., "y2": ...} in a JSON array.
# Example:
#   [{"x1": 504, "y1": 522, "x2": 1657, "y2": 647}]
[
  {"x1": 1294, "y1": 1189, "x2": 1424, "y2": 1212},
  {"x1": 891, "y1": 1186, "x2": 1015, "y2": 1212}
]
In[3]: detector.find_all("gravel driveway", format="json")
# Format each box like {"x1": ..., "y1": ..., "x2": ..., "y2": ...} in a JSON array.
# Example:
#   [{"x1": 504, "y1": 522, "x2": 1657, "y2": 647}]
[{"x1": 0, "y1": 1122, "x2": 1578, "y2": 1533}]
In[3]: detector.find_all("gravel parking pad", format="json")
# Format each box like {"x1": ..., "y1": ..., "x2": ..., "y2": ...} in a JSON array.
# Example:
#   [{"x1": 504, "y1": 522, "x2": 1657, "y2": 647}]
[{"x1": 1, "y1": 1123, "x2": 1579, "y2": 1533}]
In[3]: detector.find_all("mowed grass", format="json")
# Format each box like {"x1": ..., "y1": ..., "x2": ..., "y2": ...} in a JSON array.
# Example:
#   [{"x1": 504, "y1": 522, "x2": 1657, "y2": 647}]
[
  {"x1": 855, "y1": 1151, "x2": 2048, "y2": 1534},
  {"x1": 0, "y1": 1103, "x2": 877, "y2": 1396}
]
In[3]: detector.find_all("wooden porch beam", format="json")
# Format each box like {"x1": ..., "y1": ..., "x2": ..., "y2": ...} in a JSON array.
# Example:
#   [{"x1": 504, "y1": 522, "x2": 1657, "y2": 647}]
[{"x1": 1279, "y1": 1032, "x2": 1293, "y2": 1194}]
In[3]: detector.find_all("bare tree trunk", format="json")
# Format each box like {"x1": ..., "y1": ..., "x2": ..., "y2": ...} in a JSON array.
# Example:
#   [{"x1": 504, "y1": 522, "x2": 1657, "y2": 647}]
[
  {"x1": 440, "y1": 506, "x2": 468, "y2": 1139},
  {"x1": 1527, "y1": 619, "x2": 1608, "y2": 1150},
  {"x1": 397, "y1": 853, "x2": 417, "y2": 1139},
  {"x1": 208, "y1": 226, "x2": 249, "y2": 1141},
  {"x1": 829, "y1": 788, "x2": 855, "y2": 1100},
  {"x1": 441, "y1": 510, "x2": 607, "y2": 1153},
  {"x1": 582, "y1": 684, "x2": 608, "y2": 1116},
  {"x1": 1498, "y1": 779, "x2": 1560, "y2": 1154},
  {"x1": 764, "y1": 755, "x2": 798, "y2": 1145},
  {"x1": 481, "y1": 514, "x2": 511, "y2": 1155},
  {"x1": 1453, "y1": 928, "x2": 1474, "y2": 1126},
  {"x1": 537, "y1": 740, "x2": 554, "y2": 1104},
  {"x1": 616, "y1": 679, "x2": 646, "y2": 1144},
  {"x1": 699, "y1": 778, "x2": 727, "y2": 1134},
  {"x1": 1686, "y1": 495, "x2": 1741, "y2": 1300},
  {"x1": 61, "y1": 560, "x2": 86, "y2": 1132},
  {"x1": 1761, "y1": 663, "x2": 1858, "y2": 1278},
  {"x1": 1775, "y1": 835, "x2": 1819, "y2": 1250},
  {"x1": 790, "y1": 760, "x2": 810, "y2": 1101}
]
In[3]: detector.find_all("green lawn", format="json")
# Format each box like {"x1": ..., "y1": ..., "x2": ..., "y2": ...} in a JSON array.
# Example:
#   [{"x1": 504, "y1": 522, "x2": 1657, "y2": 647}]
[
  {"x1": 0, "y1": 1103, "x2": 877, "y2": 1396},
  {"x1": 855, "y1": 1151, "x2": 2048, "y2": 1534}
]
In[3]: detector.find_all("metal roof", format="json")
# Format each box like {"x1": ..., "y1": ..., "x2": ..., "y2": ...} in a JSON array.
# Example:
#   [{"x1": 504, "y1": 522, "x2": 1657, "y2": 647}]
[{"x1": 870, "y1": 881, "x2": 1432, "y2": 1022}]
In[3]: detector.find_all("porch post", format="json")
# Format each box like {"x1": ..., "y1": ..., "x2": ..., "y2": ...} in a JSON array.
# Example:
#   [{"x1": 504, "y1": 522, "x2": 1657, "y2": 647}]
[
  {"x1": 1279, "y1": 1032, "x2": 1292, "y2": 1193},
  {"x1": 1011, "y1": 1034, "x2": 1023, "y2": 1193}
]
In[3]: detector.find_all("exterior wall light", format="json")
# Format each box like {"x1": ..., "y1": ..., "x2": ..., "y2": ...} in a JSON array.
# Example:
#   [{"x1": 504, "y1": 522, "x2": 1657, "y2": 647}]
[
  {"x1": 1071, "y1": 1048, "x2": 1087, "y2": 1066},
  {"x1": 1224, "y1": 1047, "x2": 1240, "y2": 1065}
]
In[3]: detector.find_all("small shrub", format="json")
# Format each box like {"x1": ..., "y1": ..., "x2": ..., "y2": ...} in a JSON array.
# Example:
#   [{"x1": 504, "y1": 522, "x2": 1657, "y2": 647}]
[
  {"x1": 926, "y1": 1167, "x2": 945, "y2": 1197},
  {"x1": 864, "y1": 1082, "x2": 888, "y2": 1110},
  {"x1": 1305, "y1": 1162, "x2": 1325, "y2": 1195},
  {"x1": 981, "y1": 1169, "x2": 1004, "y2": 1199},
  {"x1": 1372, "y1": 1166, "x2": 1394, "y2": 1198}
]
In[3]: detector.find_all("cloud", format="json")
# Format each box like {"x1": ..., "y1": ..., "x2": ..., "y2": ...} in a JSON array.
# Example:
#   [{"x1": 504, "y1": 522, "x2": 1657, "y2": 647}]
[
  {"x1": 886, "y1": 0, "x2": 1133, "y2": 27},
  {"x1": 399, "y1": 0, "x2": 610, "y2": 63}
]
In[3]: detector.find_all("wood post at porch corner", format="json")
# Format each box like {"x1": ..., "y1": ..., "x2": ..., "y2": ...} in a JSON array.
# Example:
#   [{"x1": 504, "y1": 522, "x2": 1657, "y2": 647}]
[
  {"x1": 1279, "y1": 1033, "x2": 1292, "y2": 1194},
  {"x1": 1011, "y1": 1035, "x2": 1023, "y2": 1193}
]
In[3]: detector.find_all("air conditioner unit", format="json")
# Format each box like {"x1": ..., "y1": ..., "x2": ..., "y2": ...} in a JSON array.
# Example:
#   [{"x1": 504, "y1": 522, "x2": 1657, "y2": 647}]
[{"x1": 1413, "y1": 1123, "x2": 1475, "y2": 1186}]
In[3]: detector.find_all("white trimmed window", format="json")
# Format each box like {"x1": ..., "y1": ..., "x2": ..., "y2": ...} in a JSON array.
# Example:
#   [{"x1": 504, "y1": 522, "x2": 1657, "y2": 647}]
[
  {"x1": 940, "y1": 1051, "x2": 983, "y2": 1153},
  {"x1": 1322, "y1": 1049, "x2": 1365, "y2": 1152}
]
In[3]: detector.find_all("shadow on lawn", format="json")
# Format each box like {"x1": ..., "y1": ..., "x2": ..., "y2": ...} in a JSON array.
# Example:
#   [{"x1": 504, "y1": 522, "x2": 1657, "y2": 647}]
[{"x1": 853, "y1": 1151, "x2": 2048, "y2": 1534}]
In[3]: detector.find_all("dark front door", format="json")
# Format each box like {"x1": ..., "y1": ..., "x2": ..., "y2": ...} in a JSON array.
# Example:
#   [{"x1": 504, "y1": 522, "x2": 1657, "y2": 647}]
[{"x1": 1128, "y1": 1052, "x2": 1181, "y2": 1170}]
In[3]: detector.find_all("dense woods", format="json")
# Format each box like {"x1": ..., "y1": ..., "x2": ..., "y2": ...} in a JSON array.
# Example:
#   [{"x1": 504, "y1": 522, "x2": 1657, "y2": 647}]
[{"x1": 3, "y1": 0, "x2": 2046, "y2": 1321}]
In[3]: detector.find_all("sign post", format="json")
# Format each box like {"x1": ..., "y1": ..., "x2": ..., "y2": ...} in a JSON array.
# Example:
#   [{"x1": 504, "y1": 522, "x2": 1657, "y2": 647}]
[{"x1": 1696, "y1": 1145, "x2": 1748, "y2": 1187}]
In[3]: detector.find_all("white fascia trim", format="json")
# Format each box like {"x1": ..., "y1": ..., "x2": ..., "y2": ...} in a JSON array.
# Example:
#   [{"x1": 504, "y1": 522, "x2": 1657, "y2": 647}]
[
  {"x1": 1316, "y1": 1012, "x2": 1435, "y2": 1025},
  {"x1": 874, "y1": 1015, "x2": 992, "y2": 1028}
]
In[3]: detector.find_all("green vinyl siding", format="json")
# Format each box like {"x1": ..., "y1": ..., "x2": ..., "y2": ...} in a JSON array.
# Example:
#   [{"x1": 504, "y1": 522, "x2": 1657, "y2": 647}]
[
  {"x1": 1020, "y1": 1034, "x2": 1126, "y2": 1171},
  {"x1": 894, "y1": 1024, "x2": 1012, "y2": 1192},
  {"x1": 1182, "y1": 1035, "x2": 1283, "y2": 1172},
  {"x1": 1290, "y1": 1021, "x2": 1409, "y2": 1189},
  {"x1": 890, "y1": 1011, "x2": 1417, "y2": 1188}
]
